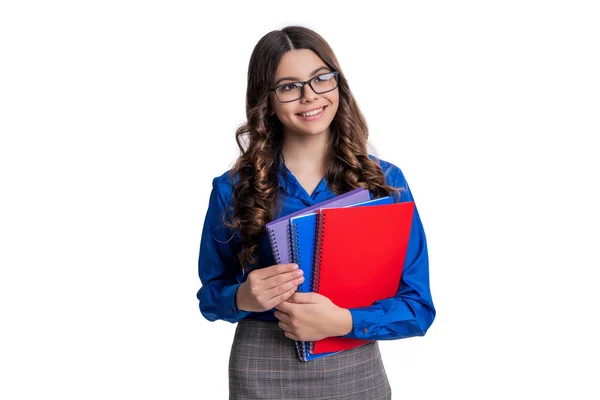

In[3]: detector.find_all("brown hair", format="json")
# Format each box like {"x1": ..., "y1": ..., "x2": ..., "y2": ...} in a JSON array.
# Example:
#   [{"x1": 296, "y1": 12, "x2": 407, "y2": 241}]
[{"x1": 227, "y1": 26, "x2": 399, "y2": 270}]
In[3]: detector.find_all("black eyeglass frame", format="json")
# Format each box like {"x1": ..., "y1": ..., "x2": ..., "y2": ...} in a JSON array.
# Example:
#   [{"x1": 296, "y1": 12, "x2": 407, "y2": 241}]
[{"x1": 269, "y1": 71, "x2": 339, "y2": 103}]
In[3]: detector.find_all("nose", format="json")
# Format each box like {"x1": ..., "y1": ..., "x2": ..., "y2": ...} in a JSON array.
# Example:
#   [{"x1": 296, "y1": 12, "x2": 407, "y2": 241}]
[{"x1": 300, "y1": 83, "x2": 319, "y2": 102}]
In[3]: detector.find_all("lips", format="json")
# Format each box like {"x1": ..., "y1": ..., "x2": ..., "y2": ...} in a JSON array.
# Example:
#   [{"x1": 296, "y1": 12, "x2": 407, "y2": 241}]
[{"x1": 296, "y1": 105, "x2": 327, "y2": 116}]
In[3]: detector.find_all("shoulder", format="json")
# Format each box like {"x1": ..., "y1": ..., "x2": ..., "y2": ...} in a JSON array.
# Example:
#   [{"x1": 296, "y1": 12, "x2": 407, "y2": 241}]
[
  {"x1": 213, "y1": 169, "x2": 235, "y2": 189},
  {"x1": 368, "y1": 154, "x2": 409, "y2": 191},
  {"x1": 210, "y1": 169, "x2": 237, "y2": 205}
]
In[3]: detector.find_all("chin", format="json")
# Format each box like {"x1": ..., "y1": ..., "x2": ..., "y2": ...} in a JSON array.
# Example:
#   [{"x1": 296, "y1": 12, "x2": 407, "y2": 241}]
[
  {"x1": 297, "y1": 125, "x2": 331, "y2": 136},
  {"x1": 293, "y1": 119, "x2": 335, "y2": 136}
]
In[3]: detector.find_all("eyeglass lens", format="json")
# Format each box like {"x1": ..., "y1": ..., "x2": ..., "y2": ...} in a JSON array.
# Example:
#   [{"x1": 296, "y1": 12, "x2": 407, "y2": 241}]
[{"x1": 275, "y1": 72, "x2": 338, "y2": 102}]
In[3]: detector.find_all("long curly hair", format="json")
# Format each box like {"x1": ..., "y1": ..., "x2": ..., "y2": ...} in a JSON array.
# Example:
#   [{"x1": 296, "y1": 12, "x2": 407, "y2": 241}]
[{"x1": 227, "y1": 26, "x2": 400, "y2": 270}]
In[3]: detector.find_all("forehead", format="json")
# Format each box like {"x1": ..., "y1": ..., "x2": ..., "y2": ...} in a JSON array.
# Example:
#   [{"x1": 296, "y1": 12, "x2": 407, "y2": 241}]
[{"x1": 274, "y1": 49, "x2": 328, "y2": 80}]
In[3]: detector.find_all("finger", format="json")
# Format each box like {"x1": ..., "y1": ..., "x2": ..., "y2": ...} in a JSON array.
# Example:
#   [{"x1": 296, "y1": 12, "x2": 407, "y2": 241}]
[
  {"x1": 266, "y1": 286, "x2": 298, "y2": 309},
  {"x1": 278, "y1": 320, "x2": 295, "y2": 335},
  {"x1": 286, "y1": 292, "x2": 318, "y2": 304},
  {"x1": 265, "y1": 275, "x2": 304, "y2": 301},
  {"x1": 283, "y1": 330, "x2": 300, "y2": 341},
  {"x1": 274, "y1": 303, "x2": 292, "y2": 316},
  {"x1": 256, "y1": 263, "x2": 299, "y2": 280},
  {"x1": 274, "y1": 310, "x2": 292, "y2": 325},
  {"x1": 263, "y1": 268, "x2": 304, "y2": 290}
]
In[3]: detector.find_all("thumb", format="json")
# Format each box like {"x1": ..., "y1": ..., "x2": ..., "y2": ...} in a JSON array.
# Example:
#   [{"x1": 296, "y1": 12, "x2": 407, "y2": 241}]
[{"x1": 287, "y1": 292, "x2": 319, "y2": 304}]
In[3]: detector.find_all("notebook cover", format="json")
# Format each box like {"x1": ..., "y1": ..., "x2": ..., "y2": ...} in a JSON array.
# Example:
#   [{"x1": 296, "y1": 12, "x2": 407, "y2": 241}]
[
  {"x1": 311, "y1": 201, "x2": 415, "y2": 354},
  {"x1": 290, "y1": 196, "x2": 394, "y2": 361},
  {"x1": 265, "y1": 188, "x2": 370, "y2": 265}
]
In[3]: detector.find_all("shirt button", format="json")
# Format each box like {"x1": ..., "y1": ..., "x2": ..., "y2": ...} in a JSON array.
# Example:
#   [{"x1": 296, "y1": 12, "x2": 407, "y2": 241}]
[
  {"x1": 229, "y1": 308, "x2": 234, "y2": 313},
  {"x1": 362, "y1": 328, "x2": 368, "y2": 334}
]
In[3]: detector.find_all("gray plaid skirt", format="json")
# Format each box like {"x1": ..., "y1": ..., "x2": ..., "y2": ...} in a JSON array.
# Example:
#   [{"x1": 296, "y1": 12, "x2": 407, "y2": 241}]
[{"x1": 228, "y1": 318, "x2": 392, "y2": 400}]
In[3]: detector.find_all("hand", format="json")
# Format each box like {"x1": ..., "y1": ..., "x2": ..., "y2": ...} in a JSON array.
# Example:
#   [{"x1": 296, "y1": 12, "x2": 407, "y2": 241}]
[
  {"x1": 235, "y1": 263, "x2": 304, "y2": 313},
  {"x1": 274, "y1": 292, "x2": 353, "y2": 341}
]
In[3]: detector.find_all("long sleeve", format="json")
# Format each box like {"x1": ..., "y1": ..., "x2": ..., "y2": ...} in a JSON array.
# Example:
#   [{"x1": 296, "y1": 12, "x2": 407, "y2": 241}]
[
  {"x1": 341, "y1": 167, "x2": 436, "y2": 340},
  {"x1": 196, "y1": 178, "x2": 250, "y2": 323}
]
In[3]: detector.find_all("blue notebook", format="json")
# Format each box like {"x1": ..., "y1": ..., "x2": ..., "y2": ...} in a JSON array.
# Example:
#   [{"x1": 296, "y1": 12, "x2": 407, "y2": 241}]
[{"x1": 289, "y1": 196, "x2": 395, "y2": 361}]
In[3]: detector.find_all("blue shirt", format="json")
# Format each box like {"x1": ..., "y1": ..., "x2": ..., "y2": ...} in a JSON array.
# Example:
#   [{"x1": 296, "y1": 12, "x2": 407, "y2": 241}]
[{"x1": 196, "y1": 157, "x2": 435, "y2": 340}]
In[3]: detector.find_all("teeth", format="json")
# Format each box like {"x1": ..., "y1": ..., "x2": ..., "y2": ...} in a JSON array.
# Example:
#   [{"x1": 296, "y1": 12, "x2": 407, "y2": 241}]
[{"x1": 301, "y1": 107, "x2": 323, "y2": 117}]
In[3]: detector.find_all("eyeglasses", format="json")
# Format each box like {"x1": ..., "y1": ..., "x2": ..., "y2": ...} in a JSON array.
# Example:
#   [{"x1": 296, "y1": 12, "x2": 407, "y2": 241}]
[{"x1": 270, "y1": 71, "x2": 339, "y2": 103}]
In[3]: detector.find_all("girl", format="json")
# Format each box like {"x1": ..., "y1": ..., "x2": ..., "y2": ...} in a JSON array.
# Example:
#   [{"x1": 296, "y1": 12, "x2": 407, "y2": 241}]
[{"x1": 197, "y1": 26, "x2": 435, "y2": 400}]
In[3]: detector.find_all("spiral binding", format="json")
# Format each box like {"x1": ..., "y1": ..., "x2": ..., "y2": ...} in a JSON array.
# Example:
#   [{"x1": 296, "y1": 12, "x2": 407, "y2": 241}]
[
  {"x1": 312, "y1": 211, "x2": 327, "y2": 294},
  {"x1": 290, "y1": 222, "x2": 303, "y2": 292},
  {"x1": 267, "y1": 227, "x2": 282, "y2": 264},
  {"x1": 290, "y1": 221, "x2": 307, "y2": 360},
  {"x1": 310, "y1": 211, "x2": 327, "y2": 355},
  {"x1": 286, "y1": 228, "x2": 293, "y2": 265},
  {"x1": 270, "y1": 222, "x2": 306, "y2": 359}
]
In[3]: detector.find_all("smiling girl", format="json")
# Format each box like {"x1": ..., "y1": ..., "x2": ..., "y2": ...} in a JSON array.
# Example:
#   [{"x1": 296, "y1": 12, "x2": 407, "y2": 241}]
[{"x1": 196, "y1": 26, "x2": 435, "y2": 400}]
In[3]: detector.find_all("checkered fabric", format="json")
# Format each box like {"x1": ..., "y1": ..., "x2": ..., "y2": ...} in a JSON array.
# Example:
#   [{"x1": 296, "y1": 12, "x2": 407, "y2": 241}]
[{"x1": 228, "y1": 319, "x2": 392, "y2": 399}]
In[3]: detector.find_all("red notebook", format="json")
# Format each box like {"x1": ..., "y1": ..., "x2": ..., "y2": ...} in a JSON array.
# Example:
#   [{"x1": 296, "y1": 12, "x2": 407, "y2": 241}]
[{"x1": 311, "y1": 201, "x2": 415, "y2": 354}]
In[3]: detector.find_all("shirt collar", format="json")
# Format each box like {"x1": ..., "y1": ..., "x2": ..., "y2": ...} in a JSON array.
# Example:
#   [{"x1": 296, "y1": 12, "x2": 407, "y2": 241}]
[{"x1": 277, "y1": 157, "x2": 330, "y2": 205}]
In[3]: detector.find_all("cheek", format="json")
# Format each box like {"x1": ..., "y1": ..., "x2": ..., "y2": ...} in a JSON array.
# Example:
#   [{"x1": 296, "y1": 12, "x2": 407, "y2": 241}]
[
  {"x1": 327, "y1": 95, "x2": 340, "y2": 116},
  {"x1": 326, "y1": 91, "x2": 340, "y2": 109},
  {"x1": 333, "y1": 92, "x2": 340, "y2": 106},
  {"x1": 275, "y1": 104, "x2": 297, "y2": 121}
]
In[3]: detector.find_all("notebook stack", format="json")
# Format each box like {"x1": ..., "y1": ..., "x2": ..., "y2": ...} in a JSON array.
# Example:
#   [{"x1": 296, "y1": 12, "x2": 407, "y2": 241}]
[{"x1": 265, "y1": 188, "x2": 415, "y2": 361}]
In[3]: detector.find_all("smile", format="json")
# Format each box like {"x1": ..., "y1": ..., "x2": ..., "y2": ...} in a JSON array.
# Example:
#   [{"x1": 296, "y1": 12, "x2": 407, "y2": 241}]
[{"x1": 296, "y1": 106, "x2": 327, "y2": 119}]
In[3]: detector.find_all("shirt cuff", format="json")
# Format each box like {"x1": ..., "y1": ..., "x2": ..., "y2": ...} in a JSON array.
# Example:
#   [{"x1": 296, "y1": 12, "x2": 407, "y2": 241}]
[
  {"x1": 340, "y1": 308, "x2": 382, "y2": 339},
  {"x1": 222, "y1": 283, "x2": 251, "y2": 322}
]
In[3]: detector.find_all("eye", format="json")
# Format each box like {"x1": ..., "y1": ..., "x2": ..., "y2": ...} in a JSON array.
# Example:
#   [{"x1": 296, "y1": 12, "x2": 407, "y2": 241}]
[
  {"x1": 280, "y1": 83, "x2": 300, "y2": 92},
  {"x1": 315, "y1": 72, "x2": 334, "y2": 82}
]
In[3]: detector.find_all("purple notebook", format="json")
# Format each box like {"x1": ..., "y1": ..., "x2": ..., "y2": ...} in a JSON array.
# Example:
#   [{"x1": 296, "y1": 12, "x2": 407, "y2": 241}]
[{"x1": 265, "y1": 188, "x2": 370, "y2": 265}]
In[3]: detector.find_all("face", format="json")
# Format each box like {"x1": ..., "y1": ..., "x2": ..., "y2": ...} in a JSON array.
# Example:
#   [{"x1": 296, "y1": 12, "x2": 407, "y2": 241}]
[{"x1": 269, "y1": 49, "x2": 339, "y2": 138}]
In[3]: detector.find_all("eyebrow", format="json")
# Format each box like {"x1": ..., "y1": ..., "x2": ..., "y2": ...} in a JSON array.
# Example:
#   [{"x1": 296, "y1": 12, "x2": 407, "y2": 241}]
[{"x1": 273, "y1": 66, "x2": 331, "y2": 87}]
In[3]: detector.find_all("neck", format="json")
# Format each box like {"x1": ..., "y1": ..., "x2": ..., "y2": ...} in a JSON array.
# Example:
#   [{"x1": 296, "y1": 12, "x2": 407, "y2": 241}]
[{"x1": 281, "y1": 129, "x2": 330, "y2": 176}]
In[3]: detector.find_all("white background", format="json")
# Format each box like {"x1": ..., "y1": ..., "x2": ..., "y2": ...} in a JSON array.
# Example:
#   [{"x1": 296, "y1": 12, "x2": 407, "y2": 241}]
[{"x1": 1, "y1": 1, "x2": 599, "y2": 399}]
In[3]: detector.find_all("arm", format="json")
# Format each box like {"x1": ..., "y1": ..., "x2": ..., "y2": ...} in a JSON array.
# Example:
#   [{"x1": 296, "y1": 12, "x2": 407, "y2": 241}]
[
  {"x1": 196, "y1": 178, "x2": 250, "y2": 323},
  {"x1": 341, "y1": 168, "x2": 436, "y2": 340}
]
